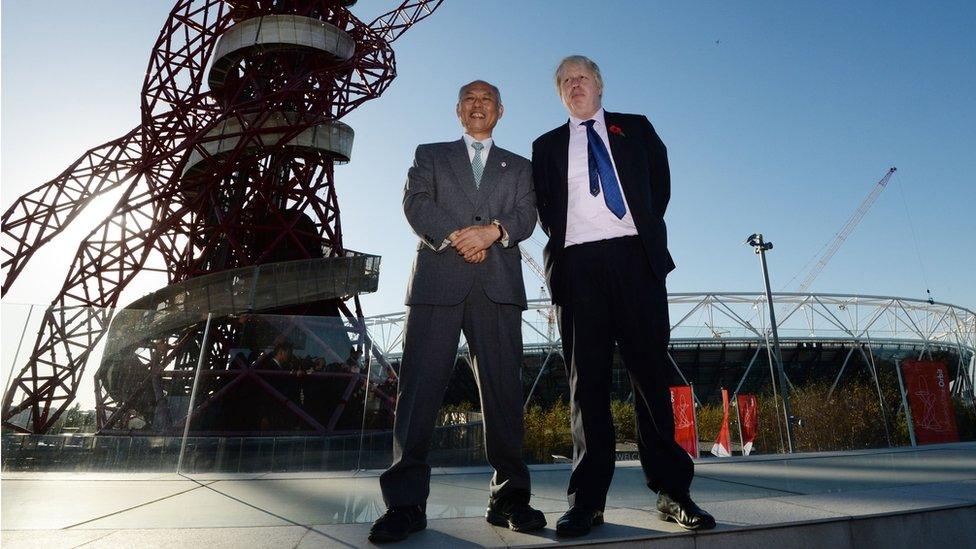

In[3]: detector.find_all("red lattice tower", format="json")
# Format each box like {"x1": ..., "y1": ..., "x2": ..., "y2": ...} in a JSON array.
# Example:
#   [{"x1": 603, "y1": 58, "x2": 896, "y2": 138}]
[{"x1": 1, "y1": 0, "x2": 444, "y2": 435}]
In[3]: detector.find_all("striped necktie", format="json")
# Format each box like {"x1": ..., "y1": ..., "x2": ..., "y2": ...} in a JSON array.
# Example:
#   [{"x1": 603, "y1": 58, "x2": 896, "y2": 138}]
[{"x1": 471, "y1": 141, "x2": 485, "y2": 189}]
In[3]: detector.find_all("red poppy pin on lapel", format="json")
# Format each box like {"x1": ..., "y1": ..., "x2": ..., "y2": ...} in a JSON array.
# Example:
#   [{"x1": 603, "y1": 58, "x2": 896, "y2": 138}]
[{"x1": 609, "y1": 125, "x2": 625, "y2": 137}]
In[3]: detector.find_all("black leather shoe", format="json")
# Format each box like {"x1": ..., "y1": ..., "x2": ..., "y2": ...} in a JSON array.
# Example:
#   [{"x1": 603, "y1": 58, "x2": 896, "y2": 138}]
[
  {"x1": 555, "y1": 506, "x2": 604, "y2": 537},
  {"x1": 485, "y1": 494, "x2": 547, "y2": 532},
  {"x1": 657, "y1": 492, "x2": 716, "y2": 530},
  {"x1": 368, "y1": 505, "x2": 426, "y2": 543}
]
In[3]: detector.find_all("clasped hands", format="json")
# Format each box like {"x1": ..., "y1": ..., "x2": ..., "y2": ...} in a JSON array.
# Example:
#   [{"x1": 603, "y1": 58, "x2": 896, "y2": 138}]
[{"x1": 449, "y1": 224, "x2": 501, "y2": 263}]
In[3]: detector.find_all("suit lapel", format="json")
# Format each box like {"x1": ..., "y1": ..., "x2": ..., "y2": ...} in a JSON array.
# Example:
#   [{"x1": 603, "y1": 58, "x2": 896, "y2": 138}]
[
  {"x1": 604, "y1": 111, "x2": 645, "y2": 211},
  {"x1": 474, "y1": 146, "x2": 505, "y2": 209},
  {"x1": 553, "y1": 123, "x2": 570, "y2": 234},
  {"x1": 447, "y1": 139, "x2": 480, "y2": 207}
]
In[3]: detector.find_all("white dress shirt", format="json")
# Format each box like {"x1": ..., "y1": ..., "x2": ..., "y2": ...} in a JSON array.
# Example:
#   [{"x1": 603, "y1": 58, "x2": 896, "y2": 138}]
[
  {"x1": 463, "y1": 133, "x2": 493, "y2": 161},
  {"x1": 564, "y1": 108, "x2": 638, "y2": 247}
]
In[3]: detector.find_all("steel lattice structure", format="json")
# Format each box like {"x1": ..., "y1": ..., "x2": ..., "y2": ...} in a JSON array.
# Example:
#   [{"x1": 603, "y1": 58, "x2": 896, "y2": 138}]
[
  {"x1": 365, "y1": 292, "x2": 976, "y2": 403},
  {"x1": 2, "y1": 0, "x2": 445, "y2": 434}
]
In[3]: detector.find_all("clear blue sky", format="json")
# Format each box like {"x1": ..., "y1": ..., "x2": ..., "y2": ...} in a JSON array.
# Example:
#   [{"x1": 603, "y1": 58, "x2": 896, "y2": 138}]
[{"x1": 3, "y1": 0, "x2": 974, "y2": 319}]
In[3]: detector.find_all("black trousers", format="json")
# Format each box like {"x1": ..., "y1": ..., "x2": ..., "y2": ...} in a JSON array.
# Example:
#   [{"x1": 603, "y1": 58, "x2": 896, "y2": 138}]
[{"x1": 556, "y1": 236, "x2": 693, "y2": 510}]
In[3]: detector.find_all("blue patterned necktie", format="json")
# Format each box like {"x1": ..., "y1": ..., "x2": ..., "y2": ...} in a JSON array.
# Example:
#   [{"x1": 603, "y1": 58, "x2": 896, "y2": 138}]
[
  {"x1": 471, "y1": 141, "x2": 485, "y2": 189},
  {"x1": 581, "y1": 120, "x2": 626, "y2": 219}
]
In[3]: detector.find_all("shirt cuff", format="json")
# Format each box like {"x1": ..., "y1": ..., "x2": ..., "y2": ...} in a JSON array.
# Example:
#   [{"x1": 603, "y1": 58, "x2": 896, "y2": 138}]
[
  {"x1": 499, "y1": 224, "x2": 510, "y2": 247},
  {"x1": 436, "y1": 238, "x2": 452, "y2": 251}
]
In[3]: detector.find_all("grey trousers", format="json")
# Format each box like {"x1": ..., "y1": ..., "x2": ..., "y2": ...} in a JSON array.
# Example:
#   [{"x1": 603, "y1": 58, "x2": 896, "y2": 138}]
[{"x1": 379, "y1": 285, "x2": 531, "y2": 508}]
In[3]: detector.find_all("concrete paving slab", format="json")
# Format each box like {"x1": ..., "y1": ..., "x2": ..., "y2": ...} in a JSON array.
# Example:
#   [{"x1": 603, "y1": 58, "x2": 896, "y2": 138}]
[
  {"x1": 4, "y1": 505, "x2": 972, "y2": 548},
  {"x1": 777, "y1": 485, "x2": 968, "y2": 516},
  {"x1": 73, "y1": 481, "x2": 294, "y2": 529},
  {"x1": 642, "y1": 475, "x2": 794, "y2": 507},
  {"x1": 3, "y1": 443, "x2": 975, "y2": 547},
  {"x1": 885, "y1": 479, "x2": 976, "y2": 503},
  {"x1": 81, "y1": 526, "x2": 310, "y2": 549},
  {"x1": 1, "y1": 529, "x2": 116, "y2": 549},
  {"x1": 693, "y1": 520, "x2": 852, "y2": 549},
  {"x1": 492, "y1": 508, "x2": 690, "y2": 547},
  {"x1": 427, "y1": 471, "x2": 568, "y2": 513},
  {"x1": 699, "y1": 495, "x2": 844, "y2": 526},
  {"x1": 298, "y1": 517, "x2": 507, "y2": 548},
  {"x1": 430, "y1": 464, "x2": 792, "y2": 515},
  {"x1": 696, "y1": 448, "x2": 976, "y2": 493},
  {"x1": 1, "y1": 478, "x2": 205, "y2": 529},
  {"x1": 297, "y1": 509, "x2": 694, "y2": 549},
  {"x1": 200, "y1": 476, "x2": 386, "y2": 525}
]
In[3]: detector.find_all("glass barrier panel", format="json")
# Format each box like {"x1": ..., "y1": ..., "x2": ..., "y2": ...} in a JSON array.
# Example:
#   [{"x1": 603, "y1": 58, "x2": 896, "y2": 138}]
[
  {"x1": 1, "y1": 303, "x2": 205, "y2": 472},
  {"x1": 4, "y1": 299, "x2": 970, "y2": 476},
  {"x1": 2, "y1": 303, "x2": 46, "y2": 435},
  {"x1": 176, "y1": 312, "x2": 390, "y2": 473}
]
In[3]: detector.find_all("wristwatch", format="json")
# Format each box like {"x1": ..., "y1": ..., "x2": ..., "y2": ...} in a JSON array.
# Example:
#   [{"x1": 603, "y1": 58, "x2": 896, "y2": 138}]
[{"x1": 490, "y1": 219, "x2": 504, "y2": 241}]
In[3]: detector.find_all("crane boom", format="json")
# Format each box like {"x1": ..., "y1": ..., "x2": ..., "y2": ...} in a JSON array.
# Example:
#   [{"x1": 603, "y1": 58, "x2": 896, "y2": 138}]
[
  {"x1": 519, "y1": 245, "x2": 547, "y2": 282},
  {"x1": 796, "y1": 167, "x2": 897, "y2": 293},
  {"x1": 520, "y1": 245, "x2": 557, "y2": 343}
]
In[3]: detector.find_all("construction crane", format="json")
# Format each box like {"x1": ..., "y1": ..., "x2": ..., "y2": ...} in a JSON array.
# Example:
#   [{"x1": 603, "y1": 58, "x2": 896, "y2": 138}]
[
  {"x1": 519, "y1": 245, "x2": 557, "y2": 345},
  {"x1": 796, "y1": 167, "x2": 897, "y2": 293}
]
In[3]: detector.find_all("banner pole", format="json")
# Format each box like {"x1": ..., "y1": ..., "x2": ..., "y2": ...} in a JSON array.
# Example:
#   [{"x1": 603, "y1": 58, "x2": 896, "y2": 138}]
[
  {"x1": 735, "y1": 397, "x2": 745, "y2": 456},
  {"x1": 690, "y1": 383, "x2": 700, "y2": 458},
  {"x1": 895, "y1": 358, "x2": 917, "y2": 447}
]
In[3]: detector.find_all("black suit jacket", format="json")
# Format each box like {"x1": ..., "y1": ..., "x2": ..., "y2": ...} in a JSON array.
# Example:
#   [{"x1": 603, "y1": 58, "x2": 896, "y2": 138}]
[{"x1": 531, "y1": 111, "x2": 675, "y2": 305}]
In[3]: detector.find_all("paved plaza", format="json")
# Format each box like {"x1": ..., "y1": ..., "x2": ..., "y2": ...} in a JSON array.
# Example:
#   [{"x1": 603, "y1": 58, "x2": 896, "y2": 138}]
[{"x1": 2, "y1": 442, "x2": 975, "y2": 548}]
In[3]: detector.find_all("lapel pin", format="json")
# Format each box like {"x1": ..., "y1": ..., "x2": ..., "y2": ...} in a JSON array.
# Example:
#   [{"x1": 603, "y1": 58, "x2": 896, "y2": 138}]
[{"x1": 501, "y1": 161, "x2": 507, "y2": 168}]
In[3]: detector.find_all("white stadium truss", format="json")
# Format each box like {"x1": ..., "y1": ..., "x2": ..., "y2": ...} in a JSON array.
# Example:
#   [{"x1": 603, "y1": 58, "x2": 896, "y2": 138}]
[{"x1": 363, "y1": 293, "x2": 976, "y2": 401}]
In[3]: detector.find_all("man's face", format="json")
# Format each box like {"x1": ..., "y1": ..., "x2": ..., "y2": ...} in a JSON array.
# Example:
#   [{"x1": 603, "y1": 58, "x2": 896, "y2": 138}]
[
  {"x1": 559, "y1": 64, "x2": 602, "y2": 119},
  {"x1": 456, "y1": 82, "x2": 503, "y2": 138}
]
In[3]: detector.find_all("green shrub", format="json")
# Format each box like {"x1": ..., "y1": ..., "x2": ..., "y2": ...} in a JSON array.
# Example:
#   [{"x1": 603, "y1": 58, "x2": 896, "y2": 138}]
[
  {"x1": 744, "y1": 380, "x2": 912, "y2": 453},
  {"x1": 695, "y1": 402, "x2": 727, "y2": 444},
  {"x1": 522, "y1": 399, "x2": 640, "y2": 462},
  {"x1": 610, "y1": 399, "x2": 636, "y2": 442},
  {"x1": 523, "y1": 400, "x2": 573, "y2": 462},
  {"x1": 516, "y1": 379, "x2": 976, "y2": 462}
]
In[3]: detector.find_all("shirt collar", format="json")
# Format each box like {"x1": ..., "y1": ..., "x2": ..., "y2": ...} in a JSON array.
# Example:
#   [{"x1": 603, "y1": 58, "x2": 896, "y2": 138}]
[
  {"x1": 463, "y1": 133, "x2": 494, "y2": 149},
  {"x1": 569, "y1": 107, "x2": 606, "y2": 131}
]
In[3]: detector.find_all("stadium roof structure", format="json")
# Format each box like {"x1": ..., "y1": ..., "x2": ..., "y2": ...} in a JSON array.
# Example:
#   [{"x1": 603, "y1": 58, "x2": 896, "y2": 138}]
[{"x1": 364, "y1": 292, "x2": 976, "y2": 404}]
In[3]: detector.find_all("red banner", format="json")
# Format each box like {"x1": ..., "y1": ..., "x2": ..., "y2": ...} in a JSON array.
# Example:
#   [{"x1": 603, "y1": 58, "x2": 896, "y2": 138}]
[
  {"x1": 670, "y1": 385, "x2": 699, "y2": 458},
  {"x1": 711, "y1": 388, "x2": 732, "y2": 457},
  {"x1": 902, "y1": 360, "x2": 959, "y2": 445},
  {"x1": 712, "y1": 389, "x2": 732, "y2": 457},
  {"x1": 736, "y1": 394, "x2": 759, "y2": 456}
]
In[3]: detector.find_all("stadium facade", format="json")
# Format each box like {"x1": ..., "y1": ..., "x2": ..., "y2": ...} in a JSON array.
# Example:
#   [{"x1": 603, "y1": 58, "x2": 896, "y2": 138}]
[{"x1": 366, "y1": 292, "x2": 976, "y2": 410}]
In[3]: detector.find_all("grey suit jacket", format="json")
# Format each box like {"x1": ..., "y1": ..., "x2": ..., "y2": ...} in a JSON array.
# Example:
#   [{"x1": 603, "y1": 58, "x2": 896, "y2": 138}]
[{"x1": 403, "y1": 139, "x2": 536, "y2": 309}]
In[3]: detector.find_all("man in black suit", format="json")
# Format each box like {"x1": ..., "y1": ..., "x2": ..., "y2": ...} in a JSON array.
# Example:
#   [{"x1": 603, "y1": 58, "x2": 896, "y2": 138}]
[{"x1": 531, "y1": 55, "x2": 715, "y2": 536}]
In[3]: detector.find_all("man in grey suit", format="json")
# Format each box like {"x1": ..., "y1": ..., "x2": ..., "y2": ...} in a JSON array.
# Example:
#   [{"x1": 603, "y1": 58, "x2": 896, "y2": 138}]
[{"x1": 369, "y1": 80, "x2": 545, "y2": 543}]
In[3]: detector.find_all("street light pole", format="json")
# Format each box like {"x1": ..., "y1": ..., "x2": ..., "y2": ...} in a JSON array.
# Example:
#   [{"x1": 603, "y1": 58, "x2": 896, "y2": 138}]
[{"x1": 746, "y1": 233, "x2": 796, "y2": 453}]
